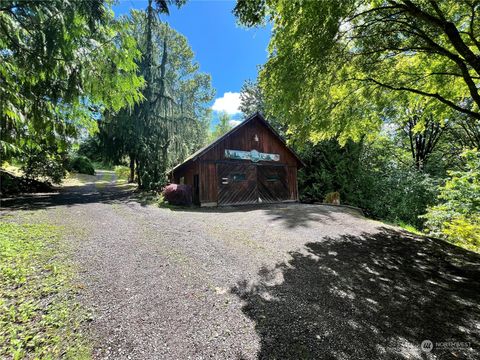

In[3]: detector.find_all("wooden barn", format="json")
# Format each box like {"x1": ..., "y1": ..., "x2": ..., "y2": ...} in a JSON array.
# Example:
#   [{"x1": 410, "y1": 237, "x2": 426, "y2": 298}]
[{"x1": 170, "y1": 113, "x2": 304, "y2": 206}]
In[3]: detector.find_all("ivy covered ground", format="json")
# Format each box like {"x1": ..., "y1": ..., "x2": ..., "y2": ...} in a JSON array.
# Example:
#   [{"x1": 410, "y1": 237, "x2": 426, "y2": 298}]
[{"x1": 0, "y1": 221, "x2": 90, "y2": 359}]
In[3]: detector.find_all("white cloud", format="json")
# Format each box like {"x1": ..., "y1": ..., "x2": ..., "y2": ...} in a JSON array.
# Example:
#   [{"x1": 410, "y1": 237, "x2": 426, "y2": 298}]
[
  {"x1": 229, "y1": 119, "x2": 242, "y2": 127},
  {"x1": 212, "y1": 92, "x2": 241, "y2": 114}
]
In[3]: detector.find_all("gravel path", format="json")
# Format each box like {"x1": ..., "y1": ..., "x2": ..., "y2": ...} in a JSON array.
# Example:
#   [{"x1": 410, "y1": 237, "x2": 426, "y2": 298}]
[{"x1": 2, "y1": 171, "x2": 480, "y2": 359}]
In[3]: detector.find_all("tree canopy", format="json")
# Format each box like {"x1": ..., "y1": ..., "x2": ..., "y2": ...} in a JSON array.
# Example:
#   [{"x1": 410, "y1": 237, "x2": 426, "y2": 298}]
[
  {"x1": 0, "y1": 0, "x2": 144, "y2": 163},
  {"x1": 234, "y1": 0, "x2": 480, "y2": 143},
  {"x1": 100, "y1": 8, "x2": 214, "y2": 188},
  {"x1": 209, "y1": 112, "x2": 233, "y2": 141}
]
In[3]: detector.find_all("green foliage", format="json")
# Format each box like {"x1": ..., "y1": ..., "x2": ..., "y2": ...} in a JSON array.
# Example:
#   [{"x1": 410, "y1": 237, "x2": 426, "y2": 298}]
[
  {"x1": 210, "y1": 112, "x2": 233, "y2": 141},
  {"x1": 234, "y1": 0, "x2": 480, "y2": 143},
  {"x1": 100, "y1": 11, "x2": 213, "y2": 190},
  {"x1": 77, "y1": 129, "x2": 117, "y2": 164},
  {"x1": 0, "y1": 0, "x2": 143, "y2": 176},
  {"x1": 239, "y1": 79, "x2": 265, "y2": 117},
  {"x1": 0, "y1": 222, "x2": 90, "y2": 359},
  {"x1": 298, "y1": 139, "x2": 363, "y2": 204},
  {"x1": 70, "y1": 156, "x2": 95, "y2": 176},
  {"x1": 134, "y1": 0, "x2": 207, "y2": 190},
  {"x1": 114, "y1": 165, "x2": 130, "y2": 180},
  {"x1": 299, "y1": 137, "x2": 439, "y2": 228},
  {"x1": 156, "y1": 193, "x2": 166, "y2": 207},
  {"x1": 396, "y1": 222, "x2": 423, "y2": 236},
  {"x1": 423, "y1": 149, "x2": 480, "y2": 252},
  {"x1": 356, "y1": 146, "x2": 438, "y2": 228},
  {"x1": 239, "y1": 79, "x2": 285, "y2": 135},
  {"x1": 19, "y1": 145, "x2": 67, "y2": 184}
]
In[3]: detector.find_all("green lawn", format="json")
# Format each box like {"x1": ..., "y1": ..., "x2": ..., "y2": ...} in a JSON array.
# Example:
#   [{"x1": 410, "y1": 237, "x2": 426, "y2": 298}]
[{"x1": 0, "y1": 222, "x2": 90, "y2": 359}]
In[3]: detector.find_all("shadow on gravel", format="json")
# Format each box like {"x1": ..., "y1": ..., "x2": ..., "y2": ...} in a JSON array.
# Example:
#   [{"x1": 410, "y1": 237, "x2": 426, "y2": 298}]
[
  {"x1": 167, "y1": 203, "x2": 353, "y2": 228},
  {"x1": 0, "y1": 184, "x2": 136, "y2": 211},
  {"x1": 263, "y1": 204, "x2": 359, "y2": 228},
  {"x1": 232, "y1": 228, "x2": 480, "y2": 359}
]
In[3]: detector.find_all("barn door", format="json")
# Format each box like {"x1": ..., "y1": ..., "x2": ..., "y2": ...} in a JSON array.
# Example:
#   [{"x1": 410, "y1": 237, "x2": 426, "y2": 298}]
[
  {"x1": 257, "y1": 165, "x2": 290, "y2": 203},
  {"x1": 217, "y1": 163, "x2": 257, "y2": 205}
]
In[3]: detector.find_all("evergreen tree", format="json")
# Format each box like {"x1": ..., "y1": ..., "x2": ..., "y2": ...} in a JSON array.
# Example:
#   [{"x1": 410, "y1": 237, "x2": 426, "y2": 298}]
[
  {"x1": 100, "y1": 10, "x2": 213, "y2": 188},
  {"x1": 210, "y1": 112, "x2": 233, "y2": 141},
  {"x1": 239, "y1": 79, "x2": 265, "y2": 117},
  {"x1": 0, "y1": 0, "x2": 143, "y2": 181}
]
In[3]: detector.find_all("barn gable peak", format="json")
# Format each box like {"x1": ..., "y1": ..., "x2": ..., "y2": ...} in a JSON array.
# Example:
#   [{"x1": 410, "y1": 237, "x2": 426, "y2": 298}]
[{"x1": 171, "y1": 112, "x2": 304, "y2": 173}]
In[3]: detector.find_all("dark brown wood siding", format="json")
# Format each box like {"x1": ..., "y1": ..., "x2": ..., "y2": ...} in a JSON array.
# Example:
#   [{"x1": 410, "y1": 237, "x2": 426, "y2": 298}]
[
  {"x1": 287, "y1": 166, "x2": 298, "y2": 201},
  {"x1": 198, "y1": 161, "x2": 217, "y2": 204},
  {"x1": 172, "y1": 115, "x2": 301, "y2": 206},
  {"x1": 217, "y1": 163, "x2": 258, "y2": 205},
  {"x1": 198, "y1": 118, "x2": 299, "y2": 166},
  {"x1": 173, "y1": 162, "x2": 197, "y2": 188}
]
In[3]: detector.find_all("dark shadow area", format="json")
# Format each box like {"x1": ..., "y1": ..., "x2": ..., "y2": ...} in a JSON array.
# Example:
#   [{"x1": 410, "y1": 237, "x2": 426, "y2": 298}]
[
  {"x1": 162, "y1": 202, "x2": 298, "y2": 214},
  {"x1": 1, "y1": 181, "x2": 355, "y2": 229},
  {"x1": 165, "y1": 202, "x2": 355, "y2": 228},
  {"x1": 0, "y1": 184, "x2": 138, "y2": 211},
  {"x1": 232, "y1": 229, "x2": 480, "y2": 359},
  {"x1": 263, "y1": 204, "x2": 358, "y2": 228}
]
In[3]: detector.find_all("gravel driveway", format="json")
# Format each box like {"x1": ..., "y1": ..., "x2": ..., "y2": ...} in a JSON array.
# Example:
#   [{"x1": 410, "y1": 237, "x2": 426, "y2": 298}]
[{"x1": 2, "y1": 171, "x2": 480, "y2": 359}]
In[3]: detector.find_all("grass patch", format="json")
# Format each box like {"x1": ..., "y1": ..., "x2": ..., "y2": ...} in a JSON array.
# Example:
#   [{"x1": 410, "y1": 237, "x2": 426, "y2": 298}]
[
  {"x1": 62, "y1": 172, "x2": 97, "y2": 187},
  {"x1": 131, "y1": 191, "x2": 162, "y2": 207},
  {"x1": 1, "y1": 162, "x2": 23, "y2": 177},
  {"x1": 114, "y1": 165, "x2": 130, "y2": 181},
  {"x1": 0, "y1": 222, "x2": 90, "y2": 359},
  {"x1": 396, "y1": 221, "x2": 424, "y2": 236},
  {"x1": 91, "y1": 161, "x2": 114, "y2": 171}
]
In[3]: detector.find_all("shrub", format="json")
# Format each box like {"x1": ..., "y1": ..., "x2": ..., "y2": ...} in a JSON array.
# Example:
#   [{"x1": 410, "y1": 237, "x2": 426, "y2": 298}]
[
  {"x1": 0, "y1": 222, "x2": 89, "y2": 358},
  {"x1": 114, "y1": 165, "x2": 130, "y2": 181},
  {"x1": 423, "y1": 149, "x2": 480, "y2": 252},
  {"x1": 298, "y1": 138, "x2": 438, "y2": 228},
  {"x1": 299, "y1": 139, "x2": 362, "y2": 204},
  {"x1": 156, "y1": 193, "x2": 166, "y2": 207},
  {"x1": 356, "y1": 162, "x2": 438, "y2": 227},
  {"x1": 70, "y1": 156, "x2": 95, "y2": 175},
  {"x1": 20, "y1": 146, "x2": 66, "y2": 184},
  {"x1": 162, "y1": 184, "x2": 192, "y2": 206},
  {"x1": 1, "y1": 170, "x2": 53, "y2": 195}
]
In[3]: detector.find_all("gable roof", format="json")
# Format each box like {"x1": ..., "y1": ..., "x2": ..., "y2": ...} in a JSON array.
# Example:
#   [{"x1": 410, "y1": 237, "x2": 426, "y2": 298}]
[{"x1": 170, "y1": 112, "x2": 304, "y2": 174}]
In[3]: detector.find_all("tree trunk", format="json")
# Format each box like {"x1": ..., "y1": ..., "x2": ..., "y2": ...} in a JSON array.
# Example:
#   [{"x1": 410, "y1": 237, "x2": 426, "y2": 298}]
[
  {"x1": 145, "y1": 0, "x2": 154, "y2": 115},
  {"x1": 129, "y1": 154, "x2": 135, "y2": 183},
  {"x1": 135, "y1": 158, "x2": 141, "y2": 188}
]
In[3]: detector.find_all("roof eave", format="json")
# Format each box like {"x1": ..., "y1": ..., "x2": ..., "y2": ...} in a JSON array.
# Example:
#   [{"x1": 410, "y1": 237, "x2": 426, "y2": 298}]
[{"x1": 170, "y1": 112, "x2": 305, "y2": 173}]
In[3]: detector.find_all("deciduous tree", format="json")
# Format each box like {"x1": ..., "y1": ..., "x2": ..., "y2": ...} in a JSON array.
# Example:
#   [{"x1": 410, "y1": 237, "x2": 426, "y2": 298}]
[{"x1": 234, "y1": 0, "x2": 480, "y2": 143}]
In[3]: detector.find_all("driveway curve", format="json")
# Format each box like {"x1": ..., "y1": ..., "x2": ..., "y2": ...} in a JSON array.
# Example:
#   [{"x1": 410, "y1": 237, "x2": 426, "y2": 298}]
[{"x1": 2, "y1": 171, "x2": 479, "y2": 359}]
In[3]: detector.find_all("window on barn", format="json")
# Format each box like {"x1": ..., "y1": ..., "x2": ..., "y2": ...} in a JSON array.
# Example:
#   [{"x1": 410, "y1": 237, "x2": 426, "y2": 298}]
[
  {"x1": 180, "y1": 177, "x2": 185, "y2": 184},
  {"x1": 266, "y1": 174, "x2": 280, "y2": 182},
  {"x1": 232, "y1": 173, "x2": 246, "y2": 182}
]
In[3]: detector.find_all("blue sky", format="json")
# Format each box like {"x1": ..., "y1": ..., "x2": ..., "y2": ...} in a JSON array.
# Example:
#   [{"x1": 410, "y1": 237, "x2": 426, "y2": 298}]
[{"x1": 113, "y1": 0, "x2": 271, "y2": 125}]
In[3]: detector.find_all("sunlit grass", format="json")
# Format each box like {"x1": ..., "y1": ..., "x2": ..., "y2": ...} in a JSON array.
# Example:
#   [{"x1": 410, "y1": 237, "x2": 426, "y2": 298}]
[
  {"x1": 1, "y1": 162, "x2": 23, "y2": 177},
  {"x1": 94, "y1": 171, "x2": 114, "y2": 190},
  {"x1": 396, "y1": 221, "x2": 424, "y2": 236},
  {"x1": 0, "y1": 222, "x2": 91, "y2": 359},
  {"x1": 62, "y1": 172, "x2": 97, "y2": 187}
]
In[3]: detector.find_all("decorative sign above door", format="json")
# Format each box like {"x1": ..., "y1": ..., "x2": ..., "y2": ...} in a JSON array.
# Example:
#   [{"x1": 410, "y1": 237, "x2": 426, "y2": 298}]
[{"x1": 225, "y1": 149, "x2": 280, "y2": 163}]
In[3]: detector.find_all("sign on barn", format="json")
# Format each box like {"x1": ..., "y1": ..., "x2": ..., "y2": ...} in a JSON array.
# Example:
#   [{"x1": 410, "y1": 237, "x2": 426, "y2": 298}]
[
  {"x1": 169, "y1": 113, "x2": 304, "y2": 206},
  {"x1": 224, "y1": 149, "x2": 280, "y2": 162}
]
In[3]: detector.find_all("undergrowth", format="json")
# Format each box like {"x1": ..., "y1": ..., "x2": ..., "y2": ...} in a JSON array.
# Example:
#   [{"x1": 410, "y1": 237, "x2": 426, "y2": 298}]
[{"x1": 0, "y1": 222, "x2": 90, "y2": 359}]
